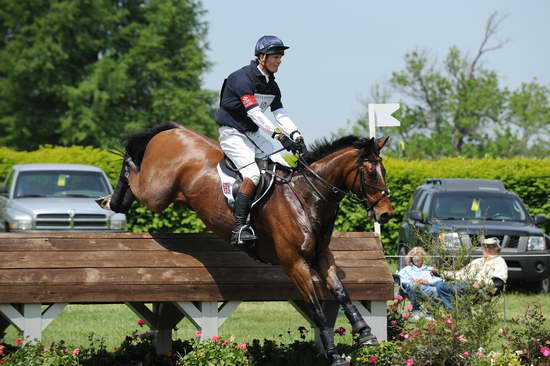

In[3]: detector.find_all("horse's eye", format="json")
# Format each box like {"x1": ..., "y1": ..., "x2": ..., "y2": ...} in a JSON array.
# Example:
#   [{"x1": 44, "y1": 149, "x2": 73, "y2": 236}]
[{"x1": 367, "y1": 170, "x2": 377, "y2": 179}]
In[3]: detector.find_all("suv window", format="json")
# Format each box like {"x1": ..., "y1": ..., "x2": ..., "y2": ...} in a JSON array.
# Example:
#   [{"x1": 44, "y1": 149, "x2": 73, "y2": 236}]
[
  {"x1": 411, "y1": 190, "x2": 428, "y2": 212},
  {"x1": 432, "y1": 192, "x2": 528, "y2": 221},
  {"x1": 421, "y1": 193, "x2": 433, "y2": 218}
]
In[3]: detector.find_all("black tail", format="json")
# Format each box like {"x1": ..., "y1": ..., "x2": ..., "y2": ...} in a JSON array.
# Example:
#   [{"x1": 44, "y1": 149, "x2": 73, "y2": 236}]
[{"x1": 124, "y1": 122, "x2": 182, "y2": 168}]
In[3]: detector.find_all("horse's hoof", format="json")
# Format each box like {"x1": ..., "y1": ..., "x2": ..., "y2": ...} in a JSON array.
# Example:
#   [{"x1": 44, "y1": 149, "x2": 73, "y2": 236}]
[
  {"x1": 357, "y1": 333, "x2": 379, "y2": 346},
  {"x1": 95, "y1": 195, "x2": 112, "y2": 210},
  {"x1": 331, "y1": 356, "x2": 350, "y2": 366}
]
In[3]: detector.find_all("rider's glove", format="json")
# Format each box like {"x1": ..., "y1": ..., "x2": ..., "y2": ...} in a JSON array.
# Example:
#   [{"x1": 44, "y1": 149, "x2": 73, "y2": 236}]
[
  {"x1": 273, "y1": 129, "x2": 302, "y2": 154},
  {"x1": 290, "y1": 130, "x2": 307, "y2": 153}
]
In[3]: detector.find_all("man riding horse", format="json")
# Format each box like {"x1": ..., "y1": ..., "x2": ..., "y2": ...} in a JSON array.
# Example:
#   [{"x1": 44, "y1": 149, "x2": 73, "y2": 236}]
[{"x1": 216, "y1": 35, "x2": 306, "y2": 248}]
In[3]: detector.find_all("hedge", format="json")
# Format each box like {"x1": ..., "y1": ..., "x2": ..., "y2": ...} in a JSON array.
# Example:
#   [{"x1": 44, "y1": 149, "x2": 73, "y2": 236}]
[{"x1": 2, "y1": 146, "x2": 549, "y2": 254}]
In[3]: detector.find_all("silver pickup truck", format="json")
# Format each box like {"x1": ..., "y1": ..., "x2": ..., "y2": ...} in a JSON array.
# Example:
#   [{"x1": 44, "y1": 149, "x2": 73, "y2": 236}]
[{"x1": 0, "y1": 163, "x2": 126, "y2": 232}]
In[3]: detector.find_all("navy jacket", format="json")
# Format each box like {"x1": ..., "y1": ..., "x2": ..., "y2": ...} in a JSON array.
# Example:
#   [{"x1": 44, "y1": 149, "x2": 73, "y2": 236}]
[{"x1": 216, "y1": 61, "x2": 283, "y2": 133}]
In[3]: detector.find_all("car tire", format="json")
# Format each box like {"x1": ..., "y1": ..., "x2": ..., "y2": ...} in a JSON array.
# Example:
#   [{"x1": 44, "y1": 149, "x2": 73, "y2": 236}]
[
  {"x1": 527, "y1": 277, "x2": 550, "y2": 294},
  {"x1": 398, "y1": 246, "x2": 408, "y2": 270}
]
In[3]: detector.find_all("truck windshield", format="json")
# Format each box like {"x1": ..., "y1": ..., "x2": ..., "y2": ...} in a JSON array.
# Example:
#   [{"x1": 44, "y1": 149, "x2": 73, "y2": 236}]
[
  {"x1": 432, "y1": 192, "x2": 528, "y2": 222},
  {"x1": 15, "y1": 171, "x2": 111, "y2": 198}
]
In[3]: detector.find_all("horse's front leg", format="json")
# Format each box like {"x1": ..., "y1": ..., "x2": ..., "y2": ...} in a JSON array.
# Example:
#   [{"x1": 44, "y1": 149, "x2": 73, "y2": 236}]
[
  {"x1": 317, "y1": 249, "x2": 379, "y2": 346},
  {"x1": 284, "y1": 257, "x2": 349, "y2": 366}
]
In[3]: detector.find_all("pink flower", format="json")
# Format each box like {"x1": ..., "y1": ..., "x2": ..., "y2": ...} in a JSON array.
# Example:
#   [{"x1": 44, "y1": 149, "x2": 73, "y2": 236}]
[
  {"x1": 137, "y1": 319, "x2": 145, "y2": 327},
  {"x1": 541, "y1": 346, "x2": 550, "y2": 357},
  {"x1": 335, "y1": 327, "x2": 346, "y2": 336},
  {"x1": 395, "y1": 294, "x2": 404, "y2": 301},
  {"x1": 405, "y1": 304, "x2": 413, "y2": 312},
  {"x1": 194, "y1": 331, "x2": 202, "y2": 337},
  {"x1": 211, "y1": 336, "x2": 221, "y2": 342},
  {"x1": 237, "y1": 343, "x2": 247, "y2": 351},
  {"x1": 463, "y1": 351, "x2": 470, "y2": 357},
  {"x1": 402, "y1": 312, "x2": 410, "y2": 319},
  {"x1": 405, "y1": 360, "x2": 414, "y2": 366},
  {"x1": 369, "y1": 355, "x2": 378, "y2": 363},
  {"x1": 72, "y1": 348, "x2": 80, "y2": 356},
  {"x1": 475, "y1": 348, "x2": 485, "y2": 357},
  {"x1": 15, "y1": 338, "x2": 23, "y2": 346},
  {"x1": 403, "y1": 333, "x2": 412, "y2": 339},
  {"x1": 222, "y1": 340, "x2": 230, "y2": 346},
  {"x1": 446, "y1": 318, "x2": 453, "y2": 324},
  {"x1": 456, "y1": 335, "x2": 467, "y2": 343},
  {"x1": 390, "y1": 320, "x2": 397, "y2": 326}
]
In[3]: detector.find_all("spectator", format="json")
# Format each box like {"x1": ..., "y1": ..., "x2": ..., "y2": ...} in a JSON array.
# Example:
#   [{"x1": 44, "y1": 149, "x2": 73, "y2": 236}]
[
  {"x1": 435, "y1": 237, "x2": 508, "y2": 310},
  {"x1": 397, "y1": 247, "x2": 443, "y2": 319}
]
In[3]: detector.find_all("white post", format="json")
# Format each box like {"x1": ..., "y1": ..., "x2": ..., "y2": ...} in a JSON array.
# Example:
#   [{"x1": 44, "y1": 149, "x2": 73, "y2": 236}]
[
  {"x1": 368, "y1": 104, "x2": 381, "y2": 236},
  {"x1": 353, "y1": 300, "x2": 387, "y2": 341}
]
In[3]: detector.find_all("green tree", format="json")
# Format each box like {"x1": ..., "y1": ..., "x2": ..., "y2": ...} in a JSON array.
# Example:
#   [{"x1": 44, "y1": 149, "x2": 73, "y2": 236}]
[
  {"x1": 342, "y1": 12, "x2": 550, "y2": 159},
  {"x1": 0, "y1": 0, "x2": 217, "y2": 150}
]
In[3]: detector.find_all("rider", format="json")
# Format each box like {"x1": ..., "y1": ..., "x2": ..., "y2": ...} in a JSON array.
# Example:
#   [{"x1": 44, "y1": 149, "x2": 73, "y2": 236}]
[{"x1": 216, "y1": 35, "x2": 306, "y2": 248}]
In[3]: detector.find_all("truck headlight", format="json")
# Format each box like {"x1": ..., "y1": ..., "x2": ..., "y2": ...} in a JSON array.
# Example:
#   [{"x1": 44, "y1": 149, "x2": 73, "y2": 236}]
[
  {"x1": 10, "y1": 217, "x2": 32, "y2": 230},
  {"x1": 439, "y1": 232, "x2": 464, "y2": 248},
  {"x1": 527, "y1": 236, "x2": 546, "y2": 251},
  {"x1": 110, "y1": 218, "x2": 127, "y2": 230}
]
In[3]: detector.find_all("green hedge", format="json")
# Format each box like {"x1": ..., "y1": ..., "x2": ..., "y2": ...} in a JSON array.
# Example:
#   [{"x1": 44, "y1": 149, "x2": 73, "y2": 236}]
[{"x1": 2, "y1": 146, "x2": 549, "y2": 254}]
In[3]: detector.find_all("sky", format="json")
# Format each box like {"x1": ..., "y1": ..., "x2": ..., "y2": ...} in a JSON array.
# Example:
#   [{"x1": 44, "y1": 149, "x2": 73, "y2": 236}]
[{"x1": 200, "y1": 1, "x2": 550, "y2": 143}]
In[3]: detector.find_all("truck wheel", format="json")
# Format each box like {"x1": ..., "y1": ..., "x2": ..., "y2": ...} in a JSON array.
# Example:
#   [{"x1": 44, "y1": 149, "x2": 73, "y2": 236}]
[{"x1": 528, "y1": 277, "x2": 549, "y2": 294}]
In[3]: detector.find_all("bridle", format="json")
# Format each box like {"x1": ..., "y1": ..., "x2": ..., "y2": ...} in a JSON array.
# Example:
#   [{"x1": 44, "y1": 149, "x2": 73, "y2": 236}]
[{"x1": 296, "y1": 155, "x2": 390, "y2": 212}]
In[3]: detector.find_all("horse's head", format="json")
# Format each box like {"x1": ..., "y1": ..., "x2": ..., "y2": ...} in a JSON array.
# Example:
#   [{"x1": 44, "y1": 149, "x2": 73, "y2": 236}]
[{"x1": 344, "y1": 136, "x2": 395, "y2": 224}]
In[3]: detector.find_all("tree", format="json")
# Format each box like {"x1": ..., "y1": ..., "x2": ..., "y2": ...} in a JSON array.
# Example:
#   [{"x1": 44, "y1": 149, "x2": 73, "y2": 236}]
[
  {"x1": 342, "y1": 12, "x2": 550, "y2": 159},
  {"x1": 0, "y1": 0, "x2": 217, "y2": 150}
]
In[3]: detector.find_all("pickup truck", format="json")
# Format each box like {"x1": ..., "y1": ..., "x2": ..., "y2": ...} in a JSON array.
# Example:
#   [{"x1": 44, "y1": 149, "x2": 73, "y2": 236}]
[{"x1": 0, "y1": 164, "x2": 126, "y2": 232}]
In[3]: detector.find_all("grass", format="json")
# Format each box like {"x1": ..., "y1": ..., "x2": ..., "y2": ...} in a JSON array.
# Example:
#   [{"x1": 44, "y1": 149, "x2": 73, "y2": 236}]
[{"x1": 2, "y1": 293, "x2": 549, "y2": 350}]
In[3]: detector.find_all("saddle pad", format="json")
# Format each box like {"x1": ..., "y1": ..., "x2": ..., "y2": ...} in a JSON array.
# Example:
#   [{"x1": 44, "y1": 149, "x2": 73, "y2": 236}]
[{"x1": 216, "y1": 163, "x2": 237, "y2": 206}]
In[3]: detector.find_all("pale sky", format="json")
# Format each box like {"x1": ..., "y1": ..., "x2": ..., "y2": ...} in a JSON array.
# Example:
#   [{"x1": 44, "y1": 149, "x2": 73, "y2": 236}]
[{"x1": 200, "y1": 1, "x2": 550, "y2": 143}]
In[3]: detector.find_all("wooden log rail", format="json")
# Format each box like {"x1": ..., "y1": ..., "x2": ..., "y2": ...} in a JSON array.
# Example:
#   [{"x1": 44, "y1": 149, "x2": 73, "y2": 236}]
[{"x1": 0, "y1": 232, "x2": 393, "y2": 354}]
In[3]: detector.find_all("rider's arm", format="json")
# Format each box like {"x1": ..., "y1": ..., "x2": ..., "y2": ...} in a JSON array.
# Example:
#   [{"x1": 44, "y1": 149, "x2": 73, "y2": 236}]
[
  {"x1": 246, "y1": 105, "x2": 277, "y2": 134},
  {"x1": 273, "y1": 108, "x2": 302, "y2": 141}
]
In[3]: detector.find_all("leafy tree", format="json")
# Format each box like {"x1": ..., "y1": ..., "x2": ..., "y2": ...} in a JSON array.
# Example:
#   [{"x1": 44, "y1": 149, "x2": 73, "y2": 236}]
[
  {"x1": 342, "y1": 12, "x2": 550, "y2": 159},
  {"x1": 0, "y1": 0, "x2": 217, "y2": 150}
]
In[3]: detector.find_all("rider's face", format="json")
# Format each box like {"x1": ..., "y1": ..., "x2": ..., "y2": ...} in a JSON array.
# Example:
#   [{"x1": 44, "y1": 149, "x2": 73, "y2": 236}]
[{"x1": 260, "y1": 54, "x2": 283, "y2": 74}]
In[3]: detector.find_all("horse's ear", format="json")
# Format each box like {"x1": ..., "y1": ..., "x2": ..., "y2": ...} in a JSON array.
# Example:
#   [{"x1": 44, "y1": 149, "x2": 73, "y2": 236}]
[{"x1": 375, "y1": 136, "x2": 390, "y2": 151}]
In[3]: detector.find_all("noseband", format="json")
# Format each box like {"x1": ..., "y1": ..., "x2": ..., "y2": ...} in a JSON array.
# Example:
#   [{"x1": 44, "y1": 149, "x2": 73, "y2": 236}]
[{"x1": 297, "y1": 156, "x2": 390, "y2": 212}]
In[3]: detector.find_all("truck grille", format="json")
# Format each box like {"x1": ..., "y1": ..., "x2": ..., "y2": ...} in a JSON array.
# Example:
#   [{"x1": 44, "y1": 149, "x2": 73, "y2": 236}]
[{"x1": 36, "y1": 213, "x2": 108, "y2": 230}]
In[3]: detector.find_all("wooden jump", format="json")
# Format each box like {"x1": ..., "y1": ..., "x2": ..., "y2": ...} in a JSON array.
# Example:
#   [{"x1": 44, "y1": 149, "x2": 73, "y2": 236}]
[{"x1": 0, "y1": 231, "x2": 393, "y2": 353}]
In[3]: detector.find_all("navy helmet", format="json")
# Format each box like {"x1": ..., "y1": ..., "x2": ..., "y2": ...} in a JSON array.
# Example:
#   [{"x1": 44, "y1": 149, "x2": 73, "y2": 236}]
[{"x1": 254, "y1": 35, "x2": 289, "y2": 57}]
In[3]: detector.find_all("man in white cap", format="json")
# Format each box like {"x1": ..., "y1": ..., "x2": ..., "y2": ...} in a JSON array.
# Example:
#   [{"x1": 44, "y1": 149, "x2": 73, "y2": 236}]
[{"x1": 434, "y1": 237, "x2": 508, "y2": 310}]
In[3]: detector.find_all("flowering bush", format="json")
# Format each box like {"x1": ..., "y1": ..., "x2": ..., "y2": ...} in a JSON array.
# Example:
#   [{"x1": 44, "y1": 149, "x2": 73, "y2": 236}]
[
  {"x1": 177, "y1": 335, "x2": 249, "y2": 366},
  {"x1": 350, "y1": 341, "x2": 402, "y2": 365},
  {"x1": 0, "y1": 340, "x2": 81, "y2": 366},
  {"x1": 501, "y1": 304, "x2": 550, "y2": 366}
]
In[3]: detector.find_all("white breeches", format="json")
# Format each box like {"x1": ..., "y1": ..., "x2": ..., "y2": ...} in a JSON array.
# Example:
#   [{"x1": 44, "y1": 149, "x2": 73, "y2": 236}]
[{"x1": 219, "y1": 126, "x2": 289, "y2": 185}]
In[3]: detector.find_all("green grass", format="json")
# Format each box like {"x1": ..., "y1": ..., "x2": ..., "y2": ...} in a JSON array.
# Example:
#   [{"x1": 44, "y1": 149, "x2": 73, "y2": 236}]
[{"x1": 2, "y1": 293, "x2": 549, "y2": 350}]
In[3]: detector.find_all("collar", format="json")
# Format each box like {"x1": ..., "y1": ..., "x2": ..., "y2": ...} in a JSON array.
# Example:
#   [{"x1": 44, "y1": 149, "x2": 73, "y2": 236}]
[{"x1": 249, "y1": 60, "x2": 274, "y2": 83}]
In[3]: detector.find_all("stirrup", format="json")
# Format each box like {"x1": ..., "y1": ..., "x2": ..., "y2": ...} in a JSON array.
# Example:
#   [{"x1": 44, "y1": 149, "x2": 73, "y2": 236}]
[
  {"x1": 230, "y1": 225, "x2": 257, "y2": 248},
  {"x1": 95, "y1": 195, "x2": 112, "y2": 210},
  {"x1": 356, "y1": 332, "x2": 378, "y2": 346}
]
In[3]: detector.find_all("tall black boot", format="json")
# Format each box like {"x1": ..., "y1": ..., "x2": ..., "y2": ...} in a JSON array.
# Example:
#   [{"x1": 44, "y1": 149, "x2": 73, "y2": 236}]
[{"x1": 230, "y1": 178, "x2": 257, "y2": 248}]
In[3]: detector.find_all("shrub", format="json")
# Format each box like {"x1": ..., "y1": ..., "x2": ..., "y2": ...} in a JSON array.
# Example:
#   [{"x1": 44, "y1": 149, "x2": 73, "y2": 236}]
[
  {"x1": 350, "y1": 341, "x2": 402, "y2": 365},
  {"x1": 177, "y1": 335, "x2": 249, "y2": 366}
]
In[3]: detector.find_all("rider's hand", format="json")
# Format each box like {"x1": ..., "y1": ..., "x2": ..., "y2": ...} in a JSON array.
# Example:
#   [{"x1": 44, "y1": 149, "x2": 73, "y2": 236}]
[
  {"x1": 275, "y1": 133, "x2": 302, "y2": 154},
  {"x1": 290, "y1": 131, "x2": 307, "y2": 153}
]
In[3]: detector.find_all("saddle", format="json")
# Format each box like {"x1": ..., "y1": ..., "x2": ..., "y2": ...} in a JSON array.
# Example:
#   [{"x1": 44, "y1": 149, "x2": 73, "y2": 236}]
[{"x1": 217, "y1": 155, "x2": 293, "y2": 211}]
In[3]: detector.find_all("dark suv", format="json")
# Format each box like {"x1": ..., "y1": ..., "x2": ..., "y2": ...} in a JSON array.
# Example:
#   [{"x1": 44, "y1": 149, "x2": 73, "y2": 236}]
[{"x1": 398, "y1": 178, "x2": 550, "y2": 293}]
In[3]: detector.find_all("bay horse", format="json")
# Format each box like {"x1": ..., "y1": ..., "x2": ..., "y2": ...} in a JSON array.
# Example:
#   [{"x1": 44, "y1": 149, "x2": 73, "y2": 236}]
[{"x1": 106, "y1": 123, "x2": 394, "y2": 366}]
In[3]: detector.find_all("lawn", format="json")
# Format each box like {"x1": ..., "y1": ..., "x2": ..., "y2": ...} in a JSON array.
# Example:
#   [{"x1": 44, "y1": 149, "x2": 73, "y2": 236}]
[{"x1": 3, "y1": 292, "x2": 549, "y2": 350}]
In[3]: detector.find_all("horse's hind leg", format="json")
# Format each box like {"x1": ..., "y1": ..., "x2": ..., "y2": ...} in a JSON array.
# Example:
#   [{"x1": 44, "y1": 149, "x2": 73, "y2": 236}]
[
  {"x1": 285, "y1": 258, "x2": 348, "y2": 366},
  {"x1": 317, "y1": 250, "x2": 378, "y2": 346}
]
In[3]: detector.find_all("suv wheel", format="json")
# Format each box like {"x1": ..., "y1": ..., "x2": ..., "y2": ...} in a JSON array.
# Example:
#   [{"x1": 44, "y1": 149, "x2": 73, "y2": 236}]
[{"x1": 398, "y1": 246, "x2": 408, "y2": 270}]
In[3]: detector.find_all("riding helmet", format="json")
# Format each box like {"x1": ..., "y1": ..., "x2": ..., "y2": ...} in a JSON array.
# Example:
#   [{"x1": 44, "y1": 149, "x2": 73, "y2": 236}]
[{"x1": 254, "y1": 35, "x2": 289, "y2": 56}]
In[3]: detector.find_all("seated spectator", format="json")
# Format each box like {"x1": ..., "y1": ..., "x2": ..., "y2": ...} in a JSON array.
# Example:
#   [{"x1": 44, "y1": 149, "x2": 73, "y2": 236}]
[
  {"x1": 435, "y1": 237, "x2": 508, "y2": 310},
  {"x1": 397, "y1": 247, "x2": 444, "y2": 319}
]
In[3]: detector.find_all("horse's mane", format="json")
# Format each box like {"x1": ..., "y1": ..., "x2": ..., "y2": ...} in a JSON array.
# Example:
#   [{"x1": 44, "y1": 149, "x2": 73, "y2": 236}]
[
  {"x1": 124, "y1": 122, "x2": 182, "y2": 166},
  {"x1": 301, "y1": 135, "x2": 377, "y2": 164}
]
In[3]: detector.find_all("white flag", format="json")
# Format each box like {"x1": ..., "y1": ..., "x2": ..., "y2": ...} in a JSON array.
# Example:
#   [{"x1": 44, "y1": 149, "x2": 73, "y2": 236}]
[{"x1": 369, "y1": 104, "x2": 400, "y2": 127}]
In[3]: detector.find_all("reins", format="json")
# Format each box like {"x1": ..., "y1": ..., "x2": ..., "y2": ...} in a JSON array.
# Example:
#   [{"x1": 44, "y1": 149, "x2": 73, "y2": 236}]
[{"x1": 296, "y1": 155, "x2": 390, "y2": 212}]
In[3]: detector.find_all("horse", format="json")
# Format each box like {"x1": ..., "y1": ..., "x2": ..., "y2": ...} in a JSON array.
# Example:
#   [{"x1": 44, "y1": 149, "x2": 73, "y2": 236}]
[{"x1": 104, "y1": 123, "x2": 395, "y2": 366}]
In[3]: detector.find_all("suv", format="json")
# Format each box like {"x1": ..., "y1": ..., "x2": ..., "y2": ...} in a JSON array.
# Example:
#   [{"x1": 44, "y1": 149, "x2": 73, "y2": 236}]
[
  {"x1": 0, "y1": 164, "x2": 126, "y2": 232},
  {"x1": 398, "y1": 178, "x2": 550, "y2": 293}
]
